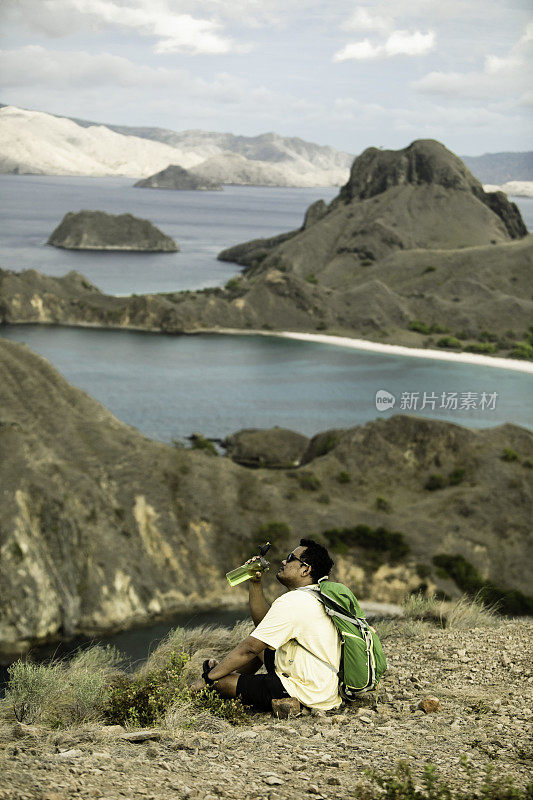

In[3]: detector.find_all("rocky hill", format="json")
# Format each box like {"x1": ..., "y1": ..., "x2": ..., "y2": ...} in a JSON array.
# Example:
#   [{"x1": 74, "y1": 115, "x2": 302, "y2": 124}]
[
  {"x1": 462, "y1": 151, "x2": 533, "y2": 183},
  {"x1": 2, "y1": 139, "x2": 532, "y2": 360},
  {"x1": 47, "y1": 211, "x2": 178, "y2": 252},
  {"x1": 0, "y1": 337, "x2": 531, "y2": 661},
  {"x1": 189, "y1": 151, "x2": 348, "y2": 188},
  {"x1": 0, "y1": 105, "x2": 351, "y2": 186},
  {"x1": 134, "y1": 165, "x2": 222, "y2": 191}
]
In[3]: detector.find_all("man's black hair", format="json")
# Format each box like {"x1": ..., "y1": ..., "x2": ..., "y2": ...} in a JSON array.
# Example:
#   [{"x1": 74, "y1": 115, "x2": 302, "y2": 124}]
[{"x1": 300, "y1": 538, "x2": 334, "y2": 583}]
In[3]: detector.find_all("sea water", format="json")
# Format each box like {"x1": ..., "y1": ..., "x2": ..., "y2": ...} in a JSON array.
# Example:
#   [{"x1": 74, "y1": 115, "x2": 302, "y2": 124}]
[{"x1": 0, "y1": 176, "x2": 531, "y2": 437}]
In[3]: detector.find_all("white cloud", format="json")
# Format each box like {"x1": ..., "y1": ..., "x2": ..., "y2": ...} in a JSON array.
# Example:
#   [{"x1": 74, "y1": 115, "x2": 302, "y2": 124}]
[
  {"x1": 334, "y1": 29, "x2": 435, "y2": 61},
  {"x1": 341, "y1": 8, "x2": 392, "y2": 33},
  {"x1": 385, "y1": 30, "x2": 435, "y2": 56},
  {"x1": 414, "y1": 23, "x2": 532, "y2": 105},
  {"x1": 0, "y1": 45, "x2": 320, "y2": 121},
  {"x1": 0, "y1": 46, "x2": 184, "y2": 88},
  {"x1": 0, "y1": 0, "x2": 241, "y2": 55}
]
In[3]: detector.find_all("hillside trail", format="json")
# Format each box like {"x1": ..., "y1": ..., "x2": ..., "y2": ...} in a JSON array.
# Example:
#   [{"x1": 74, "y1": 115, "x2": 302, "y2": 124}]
[{"x1": 1, "y1": 619, "x2": 531, "y2": 800}]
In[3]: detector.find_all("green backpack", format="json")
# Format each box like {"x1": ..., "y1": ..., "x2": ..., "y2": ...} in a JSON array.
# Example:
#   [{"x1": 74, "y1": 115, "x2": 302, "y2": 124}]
[{"x1": 301, "y1": 580, "x2": 387, "y2": 700}]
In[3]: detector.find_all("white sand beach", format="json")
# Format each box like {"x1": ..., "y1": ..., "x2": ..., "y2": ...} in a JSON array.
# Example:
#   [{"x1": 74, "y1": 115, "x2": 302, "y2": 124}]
[{"x1": 213, "y1": 329, "x2": 533, "y2": 374}]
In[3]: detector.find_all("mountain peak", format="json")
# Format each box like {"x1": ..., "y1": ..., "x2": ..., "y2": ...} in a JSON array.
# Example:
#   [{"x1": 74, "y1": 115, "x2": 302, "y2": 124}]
[
  {"x1": 338, "y1": 139, "x2": 527, "y2": 239},
  {"x1": 341, "y1": 139, "x2": 482, "y2": 202}
]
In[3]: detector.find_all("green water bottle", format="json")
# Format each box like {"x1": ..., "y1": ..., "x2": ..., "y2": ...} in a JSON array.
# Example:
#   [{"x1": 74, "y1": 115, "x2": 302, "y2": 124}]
[{"x1": 226, "y1": 542, "x2": 271, "y2": 586}]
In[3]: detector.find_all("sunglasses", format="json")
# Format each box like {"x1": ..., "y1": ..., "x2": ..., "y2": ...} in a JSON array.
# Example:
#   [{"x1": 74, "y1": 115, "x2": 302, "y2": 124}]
[{"x1": 286, "y1": 552, "x2": 310, "y2": 567}]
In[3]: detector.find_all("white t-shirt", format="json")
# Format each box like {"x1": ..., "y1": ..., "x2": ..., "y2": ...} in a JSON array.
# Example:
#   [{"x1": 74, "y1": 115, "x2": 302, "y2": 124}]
[{"x1": 252, "y1": 586, "x2": 342, "y2": 710}]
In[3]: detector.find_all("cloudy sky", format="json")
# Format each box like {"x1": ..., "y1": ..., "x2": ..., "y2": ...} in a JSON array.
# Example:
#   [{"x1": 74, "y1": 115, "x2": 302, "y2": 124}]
[{"x1": 0, "y1": 0, "x2": 531, "y2": 155}]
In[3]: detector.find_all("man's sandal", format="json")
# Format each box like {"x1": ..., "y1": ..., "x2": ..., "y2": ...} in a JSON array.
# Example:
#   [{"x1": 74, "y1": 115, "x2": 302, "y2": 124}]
[{"x1": 202, "y1": 658, "x2": 219, "y2": 685}]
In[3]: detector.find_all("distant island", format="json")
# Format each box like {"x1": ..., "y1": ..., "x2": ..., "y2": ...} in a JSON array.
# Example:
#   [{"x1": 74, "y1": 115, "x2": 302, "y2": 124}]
[
  {"x1": 134, "y1": 164, "x2": 222, "y2": 191},
  {"x1": 47, "y1": 210, "x2": 179, "y2": 252}
]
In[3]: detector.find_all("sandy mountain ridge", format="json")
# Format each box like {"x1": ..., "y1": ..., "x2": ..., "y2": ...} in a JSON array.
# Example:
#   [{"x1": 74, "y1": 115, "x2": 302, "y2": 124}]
[
  {"x1": 1, "y1": 139, "x2": 530, "y2": 362},
  {"x1": 0, "y1": 336, "x2": 531, "y2": 661},
  {"x1": 1, "y1": 104, "x2": 531, "y2": 191},
  {"x1": 0, "y1": 105, "x2": 351, "y2": 186}
]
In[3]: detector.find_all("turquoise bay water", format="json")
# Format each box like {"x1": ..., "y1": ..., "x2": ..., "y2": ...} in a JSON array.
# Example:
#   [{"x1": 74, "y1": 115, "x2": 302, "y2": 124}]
[{"x1": 2, "y1": 325, "x2": 532, "y2": 438}]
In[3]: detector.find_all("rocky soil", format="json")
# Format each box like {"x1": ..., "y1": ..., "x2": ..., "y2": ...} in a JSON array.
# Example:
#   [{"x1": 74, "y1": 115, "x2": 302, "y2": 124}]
[{"x1": 1, "y1": 620, "x2": 531, "y2": 800}]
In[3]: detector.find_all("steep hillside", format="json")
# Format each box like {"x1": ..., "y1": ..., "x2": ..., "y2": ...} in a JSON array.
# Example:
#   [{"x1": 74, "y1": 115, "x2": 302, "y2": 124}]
[
  {"x1": 0, "y1": 338, "x2": 531, "y2": 659},
  {"x1": 0, "y1": 106, "x2": 202, "y2": 177},
  {"x1": 0, "y1": 105, "x2": 351, "y2": 185}
]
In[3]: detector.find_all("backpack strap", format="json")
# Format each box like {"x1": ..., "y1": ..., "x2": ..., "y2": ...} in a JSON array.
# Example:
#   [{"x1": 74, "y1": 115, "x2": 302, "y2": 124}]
[
  {"x1": 301, "y1": 587, "x2": 369, "y2": 629},
  {"x1": 291, "y1": 640, "x2": 339, "y2": 674},
  {"x1": 291, "y1": 588, "x2": 340, "y2": 674}
]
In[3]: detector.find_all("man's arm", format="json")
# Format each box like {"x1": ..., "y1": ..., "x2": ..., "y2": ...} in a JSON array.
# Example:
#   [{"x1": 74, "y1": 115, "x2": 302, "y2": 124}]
[
  {"x1": 206, "y1": 635, "x2": 266, "y2": 681},
  {"x1": 247, "y1": 556, "x2": 271, "y2": 626}
]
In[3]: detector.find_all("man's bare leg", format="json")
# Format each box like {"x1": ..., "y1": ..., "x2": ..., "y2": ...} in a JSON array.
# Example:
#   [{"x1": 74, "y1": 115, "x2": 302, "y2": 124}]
[{"x1": 210, "y1": 673, "x2": 240, "y2": 698}]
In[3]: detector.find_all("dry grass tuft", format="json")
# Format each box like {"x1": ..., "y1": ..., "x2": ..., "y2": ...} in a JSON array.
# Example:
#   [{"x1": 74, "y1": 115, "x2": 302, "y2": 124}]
[
  {"x1": 401, "y1": 592, "x2": 501, "y2": 632},
  {"x1": 139, "y1": 620, "x2": 253, "y2": 677}
]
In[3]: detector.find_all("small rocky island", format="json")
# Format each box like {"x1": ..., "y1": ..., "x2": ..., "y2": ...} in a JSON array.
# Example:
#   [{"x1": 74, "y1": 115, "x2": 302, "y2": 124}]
[
  {"x1": 47, "y1": 210, "x2": 179, "y2": 251},
  {"x1": 134, "y1": 164, "x2": 222, "y2": 191}
]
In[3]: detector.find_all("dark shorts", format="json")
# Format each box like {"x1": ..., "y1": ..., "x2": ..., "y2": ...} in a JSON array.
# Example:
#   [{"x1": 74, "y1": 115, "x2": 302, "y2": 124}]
[{"x1": 236, "y1": 648, "x2": 290, "y2": 712}]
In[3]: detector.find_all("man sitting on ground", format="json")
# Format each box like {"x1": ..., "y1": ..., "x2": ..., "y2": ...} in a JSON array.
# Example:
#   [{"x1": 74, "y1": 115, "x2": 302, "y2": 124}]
[{"x1": 191, "y1": 538, "x2": 342, "y2": 713}]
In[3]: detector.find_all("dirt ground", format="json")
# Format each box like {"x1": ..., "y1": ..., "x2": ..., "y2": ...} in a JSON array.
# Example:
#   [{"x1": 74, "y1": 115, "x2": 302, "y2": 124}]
[{"x1": 0, "y1": 619, "x2": 531, "y2": 800}]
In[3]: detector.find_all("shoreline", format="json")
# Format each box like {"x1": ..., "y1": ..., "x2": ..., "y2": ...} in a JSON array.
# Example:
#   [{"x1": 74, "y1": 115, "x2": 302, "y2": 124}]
[
  {"x1": 3, "y1": 321, "x2": 533, "y2": 373},
  {"x1": 204, "y1": 328, "x2": 533, "y2": 374}
]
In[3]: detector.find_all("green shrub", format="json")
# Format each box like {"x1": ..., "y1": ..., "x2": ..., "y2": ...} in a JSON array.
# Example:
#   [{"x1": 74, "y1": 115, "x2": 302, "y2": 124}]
[
  {"x1": 375, "y1": 496, "x2": 391, "y2": 512},
  {"x1": 430, "y1": 324, "x2": 450, "y2": 334},
  {"x1": 190, "y1": 687, "x2": 249, "y2": 725},
  {"x1": 448, "y1": 467, "x2": 466, "y2": 485},
  {"x1": 224, "y1": 278, "x2": 241, "y2": 292},
  {"x1": 423, "y1": 266, "x2": 436, "y2": 273},
  {"x1": 523, "y1": 459, "x2": 533, "y2": 469},
  {"x1": 315, "y1": 321, "x2": 327, "y2": 331},
  {"x1": 312, "y1": 434, "x2": 339, "y2": 457},
  {"x1": 479, "y1": 330, "x2": 499, "y2": 343},
  {"x1": 425, "y1": 473, "x2": 447, "y2": 491},
  {"x1": 5, "y1": 646, "x2": 121, "y2": 725},
  {"x1": 409, "y1": 320, "x2": 431, "y2": 335},
  {"x1": 501, "y1": 448, "x2": 519, "y2": 462},
  {"x1": 464, "y1": 342, "x2": 498, "y2": 354},
  {"x1": 432, "y1": 554, "x2": 533, "y2": 616},
  {"x1": 364, "y1": 758, "x2": 531, "y2": 800},
  {"x1": 437, "y1": 336, "x2": 462, "y2": 349},
  {"x1": 416, "y1": 563, "x2": 432, "y2": 579},
  {"x1": 190, "y1": 435, "x2": 218, "y2": 455},
  {"x1": 336, "y1": 470, "x2": 351, "y2": 484},
  {"x1": 322, "y1": 524, "x2": 409, "y2": 561},
  {"x1": 305, "y1": 273, "x2": 318, "y2": 284},
  {"x1": 509, "y1": 342, "x2": 533, "y2": 360},
  {"x1": 106, "y1": 652, "x2": 248, "y2": 727},
  {"x1": 256, "y1": 521, "x2": 291, "y2": 543},
  {"x1": 106, "y1": 652, "x2": 189, "y2": 727},
  {"x1": 297, "y1": 471, "x2": 321, "y2": 491},
  {"x1": 6, "y1": 661, "x2": 64, "y2": 724}
]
